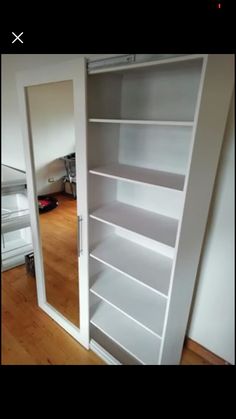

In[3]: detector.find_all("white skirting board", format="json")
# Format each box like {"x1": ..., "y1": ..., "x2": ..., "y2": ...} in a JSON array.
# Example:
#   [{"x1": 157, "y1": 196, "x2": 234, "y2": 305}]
[{"x1": 90, "y1": 339, "x2": 121, "y2": 365}]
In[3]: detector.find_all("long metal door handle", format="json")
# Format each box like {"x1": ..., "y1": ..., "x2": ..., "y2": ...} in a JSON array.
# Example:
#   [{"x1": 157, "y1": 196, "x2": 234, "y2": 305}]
[{"x1": 78, "y1": 215, "x2": 83, "y2": 256}]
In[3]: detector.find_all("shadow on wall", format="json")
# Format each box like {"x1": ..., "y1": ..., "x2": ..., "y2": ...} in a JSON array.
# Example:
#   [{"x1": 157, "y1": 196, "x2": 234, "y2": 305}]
[{"x1": 36, "y1": 158, "x2": 67, "y2": 195}]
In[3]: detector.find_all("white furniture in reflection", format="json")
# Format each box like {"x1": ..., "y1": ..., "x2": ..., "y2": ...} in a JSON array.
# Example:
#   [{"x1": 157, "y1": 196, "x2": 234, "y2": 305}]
[{"x1": 1, "y1": 165, "x2": 33, "y2": 271}]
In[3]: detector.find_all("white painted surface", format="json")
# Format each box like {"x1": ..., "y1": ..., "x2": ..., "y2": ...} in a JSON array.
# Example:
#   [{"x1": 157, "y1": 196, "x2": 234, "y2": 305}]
[
  {"x1": 90, "y1": 325, "x2": 140, "y2": 364},
  {"x1": 88, "y1": 54, "x2": 234, "y2": 365},
  {"x1": 89, "y1": 58, "x2": 202, "y2": 121},
  {"x1": 88, "y1": 73, "x2": 122, "y2": 120},
  {"x1": 118, "y1": 124, "x2": 192, "y2": 175},
  {"x1": 1, "y1": 214, "x2": 30, "y2": 234},
  {"x1": 2, "y1": 192, "x2": 30, "y2": 234},
  {"x1": 90, "y1": 300, "x2": 161, "y2": 364},
  {"x1": 119, "y1": 59, "x2": 202, "y2": 121},
  {"x1": 1, "y1": 188, "x2": 32, "y2": 270},
  {"x1": 1, "y1": 227, "x2": 32, "y2": 271},
  {"x1": 89, "y1": 119, "x2": 193, "y2": 126},
  {"x1": 117, "y1": 226, "x2": 176, "y2": 259},
  {"x1": 90, "y1": 201, "x2": 178, "y2": 246},
  {"x1": 89, "y1": 54, "x2": 204, "y2": 74},
  {"x1": 90, "y1": 269, "x2": 167, "y2": 336},
  {"x1": 117, "y1": 181, "x2": 184, "y2": 219},
  {"x1": 1, "y1": 165, "x2": 26, "y2": 187},
  {"x1": 89, "y1": 174, "x2": 184, "y2": 220},
  {"x1": 89, "y1": 163, "x2": 185, "y2": 190},
  {"x1": 87, "y1": 123, "x2": 120, "y2": 170},
  {"x1": 90, "y1": 339, "x2": 121, "y2": 365},
  {"x1": 87, "y1": 55, "x2": 202, "y2": 364},
  {"x1": 160, "y1": 55, "x2": 234, "y2": 365},
  {"x1": 16, "y1": 58, "x2": 90, "y2": 349},
  {"x1": 2, "y1": 192, "x2": 29, "y2": 213},
  {"x1": 74, "y1": 57, "x2": 90, "y2": 344},
  {"x1": 90, "y1": 234, "x2": 172, "y2": 296},
  {"x1": 188, "y1": 95, "x2": 235, "y2": 364},
  {"x1": 26, "y1": 81, "x2": 75, "y2": 195}
]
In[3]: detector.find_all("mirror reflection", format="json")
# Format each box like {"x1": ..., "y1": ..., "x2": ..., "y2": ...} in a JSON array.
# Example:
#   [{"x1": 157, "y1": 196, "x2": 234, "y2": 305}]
[{"x1": 26, "y1": 81, "x2": 80, "y2": 327}]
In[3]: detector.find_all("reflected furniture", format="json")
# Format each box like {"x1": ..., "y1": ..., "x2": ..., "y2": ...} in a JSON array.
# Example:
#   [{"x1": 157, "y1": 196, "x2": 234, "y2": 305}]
[{"x1": 1, "y1": 165, "x2": 33, "y2": 271}]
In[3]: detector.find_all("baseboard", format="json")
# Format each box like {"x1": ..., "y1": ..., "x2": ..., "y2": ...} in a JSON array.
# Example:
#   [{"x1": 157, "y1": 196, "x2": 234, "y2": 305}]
[
  {"x1": 90, "y1": 339, "x2": 121, "y2": 365},
  {"x1": 91, "y1": 336, "x2": 230, "y2": 365},
  {"x1": 185, "y1": 338, "x2": 230, "y2": 365},
  {"x1": 90, "y1": 336, "x2": 230, "y2": 365}
]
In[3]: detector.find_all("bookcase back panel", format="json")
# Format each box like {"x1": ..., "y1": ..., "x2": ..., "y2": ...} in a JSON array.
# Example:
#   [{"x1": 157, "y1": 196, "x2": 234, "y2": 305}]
[
  {"x1": 87, "y1": 123, "x2": 120, "y2": 169},
  {"x1": 88, "y1": 174, "x2": 118, "y2": 212},
  {"x1": 89, "y1": 218, "x2": 114, "y2": 249},
  {"x1": 88, "y1": 59, "x2": 203, "y2": 121},
  {"x1": 118, "y1": 124, "x2": 192, "y2": 174},
  {"x1": 90, "y1": 325, "x2": 141, "y2": 365},
  {"x1": 117, "y1": 181, "x2": 183, "y2": 219},
  {"x1": 88, "y1": 73, "x2": 123, "y2": 119},
  {"x1": 89, "y1": 175, "x2": 183, "y2": 219},
  {"x1": 120, "y1": 60, "x2": 203, "y2": 121}
]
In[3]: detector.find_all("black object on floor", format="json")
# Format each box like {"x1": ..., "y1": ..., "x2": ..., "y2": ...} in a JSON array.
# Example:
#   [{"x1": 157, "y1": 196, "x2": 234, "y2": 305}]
[
  {"x1": 38, "y1": 195, "x2": 59, "y2": 213},
  {"x1": 25, "y1": 252, "x2": 35, "y2": 277}
]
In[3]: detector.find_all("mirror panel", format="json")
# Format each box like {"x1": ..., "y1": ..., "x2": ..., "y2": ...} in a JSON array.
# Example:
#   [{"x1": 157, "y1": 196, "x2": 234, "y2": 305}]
[{"x1": 26, "y1": 81, "x2": 80, "y2": 327}]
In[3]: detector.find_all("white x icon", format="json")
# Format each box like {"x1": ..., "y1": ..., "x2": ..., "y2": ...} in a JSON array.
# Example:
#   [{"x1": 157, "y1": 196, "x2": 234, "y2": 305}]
[{"x1": 12, "y1": 32, "x2": 23, "y2": 44}]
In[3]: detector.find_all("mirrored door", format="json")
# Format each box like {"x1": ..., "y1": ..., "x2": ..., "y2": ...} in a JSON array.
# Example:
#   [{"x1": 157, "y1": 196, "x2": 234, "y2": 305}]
[
  {"x1": 17, "y1": 59, "x2": 89, "y2": 348},
  {"x1": 26, "y1": 80, "x2": 81, "y2": 327}
]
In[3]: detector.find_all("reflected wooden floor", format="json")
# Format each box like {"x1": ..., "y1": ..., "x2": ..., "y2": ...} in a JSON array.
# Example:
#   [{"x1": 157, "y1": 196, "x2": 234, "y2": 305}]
[
  {"x1": 2, "y1": 264, "x2": 104, "y2": 365},
  {"x1": 39, "y1": 193, "x2": 79, "y2": 327}
]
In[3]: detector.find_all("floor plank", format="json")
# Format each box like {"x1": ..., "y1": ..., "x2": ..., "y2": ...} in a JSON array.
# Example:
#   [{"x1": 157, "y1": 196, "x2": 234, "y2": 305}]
[
  {"x1": 2, "y1": 262, "x2": 217, "y2": 365},
  {"x1": 2, "y1": 264, "x2": 104, "y2": 365}
]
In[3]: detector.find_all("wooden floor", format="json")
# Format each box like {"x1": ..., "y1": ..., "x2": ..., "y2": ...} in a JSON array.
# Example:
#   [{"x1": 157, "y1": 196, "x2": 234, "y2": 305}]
[
  {"x1": 2, "y1": 262, "x2": 225, "y2": 365},
  {"x1": 2, "y1": 264, "x2": 104, "y2": 365},
  {"x1": 1, "y1": 193, "x2": 226, "y2": 365}
]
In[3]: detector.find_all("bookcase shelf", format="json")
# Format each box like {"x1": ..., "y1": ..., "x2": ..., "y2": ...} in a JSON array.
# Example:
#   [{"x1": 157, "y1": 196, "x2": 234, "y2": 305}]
[
  {"x1": 90, "y1": 268, "x2": 167, "y2": 337},
  {"x1": 90, "y1": 300, "x2": 161, "y2": 364},
  {"x1": 90, "y1": 201, "x2": 178, "y2": 247},
  {"x1": 89, "y1": 118, "x2": 194, "y2": 126},
  {"x1": 90, "y1": 234, "x2": 172, "y2": 297},
  {"x1": 89, "y1": 163, "x2": 185, "y2": 191}
]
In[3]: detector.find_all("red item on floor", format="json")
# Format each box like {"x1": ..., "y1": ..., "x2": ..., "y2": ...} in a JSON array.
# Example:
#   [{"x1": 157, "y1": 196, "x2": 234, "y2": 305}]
[
  {"x1": 38, "y1": 199, "x2": 50, "y2": 208},
  {"x1": 38, "y1": 196, "x2": 58, "y2": 213}
]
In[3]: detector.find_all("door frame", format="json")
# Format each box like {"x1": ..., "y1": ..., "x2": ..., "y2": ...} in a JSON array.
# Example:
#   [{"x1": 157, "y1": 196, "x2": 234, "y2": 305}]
[{"x1": 16, "y1": 58, "x2": 89, "y2": 348}]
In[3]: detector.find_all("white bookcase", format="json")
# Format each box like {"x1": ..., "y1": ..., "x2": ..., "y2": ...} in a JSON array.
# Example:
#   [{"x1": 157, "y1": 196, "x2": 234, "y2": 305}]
[
  {"x1": 17, "y1": 54, "x2": 234, "y2": 365},
  {"x1": 87, "y1": 54, "x2": 234, "y2": 365}
]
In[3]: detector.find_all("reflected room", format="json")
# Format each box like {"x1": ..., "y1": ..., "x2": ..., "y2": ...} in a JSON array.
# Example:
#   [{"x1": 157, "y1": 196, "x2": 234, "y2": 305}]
[{"x1": 26, "y1": 81, "x2": 80, "y2": 327}]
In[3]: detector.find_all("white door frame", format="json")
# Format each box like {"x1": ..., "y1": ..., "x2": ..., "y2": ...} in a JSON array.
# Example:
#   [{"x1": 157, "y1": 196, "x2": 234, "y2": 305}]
[{"x1": 16, "y1": 58, "x2": 89, "y2": 349}]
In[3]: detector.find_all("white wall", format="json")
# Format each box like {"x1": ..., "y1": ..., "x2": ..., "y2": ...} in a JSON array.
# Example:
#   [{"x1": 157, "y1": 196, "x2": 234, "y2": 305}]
[
  {"x1": 188, "y1": 95, "x2": 235, "y2": 364},
  {"x1": 1, "y1": 54, "x2": 234, "y2": 363},
  {"x1": 27, "y1": 81, "x2": 75, "y2": 194}
]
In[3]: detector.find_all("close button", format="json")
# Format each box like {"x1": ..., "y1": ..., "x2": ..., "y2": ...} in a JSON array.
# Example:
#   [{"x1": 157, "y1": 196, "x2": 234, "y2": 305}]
[{"x1": 12, "y1": 32, "x2": 23, "y2": 44}]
